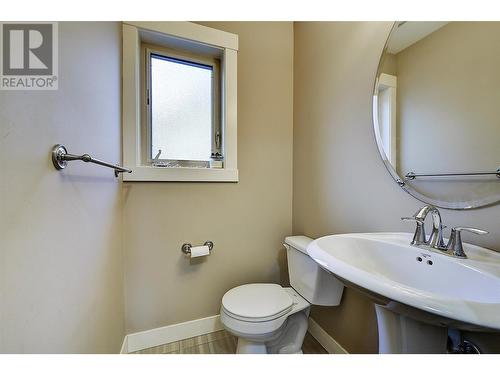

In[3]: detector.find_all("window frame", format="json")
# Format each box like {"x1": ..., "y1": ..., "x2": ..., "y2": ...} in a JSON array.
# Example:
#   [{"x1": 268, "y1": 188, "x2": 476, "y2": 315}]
[
  {"x1": 143, "y1": 46, "x2": 222, "y2": 167},
  {"x1": 122, "y1": 22, "x2": 238, "y2": 182}
]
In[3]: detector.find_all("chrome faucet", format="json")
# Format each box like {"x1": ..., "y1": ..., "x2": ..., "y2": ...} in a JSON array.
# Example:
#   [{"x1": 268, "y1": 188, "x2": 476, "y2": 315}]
[
  {"x1": 402, "y1": 205, "x2": 446, "y2": 250},
  {"x1": 402, "y1": 205, "x2": 489, "y2": 258}
]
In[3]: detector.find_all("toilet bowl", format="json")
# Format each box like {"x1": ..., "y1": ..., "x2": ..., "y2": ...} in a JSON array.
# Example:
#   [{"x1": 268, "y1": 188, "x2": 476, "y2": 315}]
[
  {"x1": 221, "y1": 284, "x2": 310, "y2": 354},
  {"x1": 220, "y1": 236, "x2": 345, "y2": 354}
]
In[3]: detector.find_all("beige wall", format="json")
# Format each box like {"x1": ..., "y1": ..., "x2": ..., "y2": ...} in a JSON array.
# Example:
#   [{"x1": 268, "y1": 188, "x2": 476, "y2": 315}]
[
  {"x1": 293, "y1": 21, "x2": 500, "y2": 353},
  {"x1": 0, "y1": 22, "x2": 124, "y2": 353},
  {"x1": 122, "y1": 22, "x2": 294, "y2": 333},
  {"x1": 395, "y1": 22, "x2": 500, "y2": 204},
  {"x1": 381, "y1": 53, "x2": 397, "y2": 75}
]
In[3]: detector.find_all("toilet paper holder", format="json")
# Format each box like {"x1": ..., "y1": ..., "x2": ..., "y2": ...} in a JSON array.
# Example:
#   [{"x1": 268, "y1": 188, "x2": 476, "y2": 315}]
[{"x1": 181, "y1": 241, "x2": 214, "y2": 255}]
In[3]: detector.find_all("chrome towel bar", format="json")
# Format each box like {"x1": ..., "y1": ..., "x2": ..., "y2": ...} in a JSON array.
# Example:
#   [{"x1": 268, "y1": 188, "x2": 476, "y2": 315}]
[
  {"x1": 51, "y1": 144, "x2": 132, "y2": 177},
  {"x1": 405, "y1": 167, "x2": 500, "y2": 181}
]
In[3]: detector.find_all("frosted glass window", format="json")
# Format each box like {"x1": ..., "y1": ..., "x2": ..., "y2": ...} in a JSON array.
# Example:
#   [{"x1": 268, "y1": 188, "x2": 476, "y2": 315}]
[{"x1": 150, "y1": 54, "x2": 213, "y2": 161}]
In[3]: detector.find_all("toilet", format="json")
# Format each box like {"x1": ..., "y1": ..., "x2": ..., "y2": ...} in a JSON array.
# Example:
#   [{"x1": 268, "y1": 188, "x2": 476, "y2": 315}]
[{"x1": 220, "y1": 235, "x2": 344, "y2": 354}]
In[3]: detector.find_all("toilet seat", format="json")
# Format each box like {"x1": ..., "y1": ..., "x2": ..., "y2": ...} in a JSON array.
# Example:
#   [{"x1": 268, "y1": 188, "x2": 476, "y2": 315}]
[
  {"x1": 222, "y1": 283, "x2": 294, "y2": 322},
  {"x1": 220, "y1": 284, "x2": 310, "y2": 338}
]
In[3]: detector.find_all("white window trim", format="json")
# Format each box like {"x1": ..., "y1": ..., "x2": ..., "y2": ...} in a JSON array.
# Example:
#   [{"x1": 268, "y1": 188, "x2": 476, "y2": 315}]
[{"x1": 122, "y1": 22, "x2": 238, "y2": 182}]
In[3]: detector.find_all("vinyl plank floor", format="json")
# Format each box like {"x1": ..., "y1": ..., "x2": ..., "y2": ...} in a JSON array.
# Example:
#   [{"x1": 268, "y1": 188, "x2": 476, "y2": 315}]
[
  {"x1": 131, "y1": 330, "x2": 327, "y2": 354},
  {"x1": 302, "y1": 332, "x2": 328, "y2": 354}
]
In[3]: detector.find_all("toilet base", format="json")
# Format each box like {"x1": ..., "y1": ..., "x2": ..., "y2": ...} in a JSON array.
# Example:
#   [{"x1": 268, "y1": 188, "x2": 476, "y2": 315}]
[
  {"x1": 236, "y1": 338, "x2": 267, "y2": 354},
  {"x1": 235, "y1": 338, "x2": 305, "y2": 354},
  {"x1": 234, "y1": 310, "x2": 309, "y2": 354}
]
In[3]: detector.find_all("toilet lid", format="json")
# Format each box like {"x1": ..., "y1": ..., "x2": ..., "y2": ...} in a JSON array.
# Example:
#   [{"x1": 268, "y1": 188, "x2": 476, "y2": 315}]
[{"x1": 222, "y1": 283, "x2": 293, "y2": 320}]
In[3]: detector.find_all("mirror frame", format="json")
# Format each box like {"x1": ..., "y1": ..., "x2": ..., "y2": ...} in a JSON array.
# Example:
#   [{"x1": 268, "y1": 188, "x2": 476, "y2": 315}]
[{"x1": 372, "y1": 22, "x2": 500, "y2": 210}]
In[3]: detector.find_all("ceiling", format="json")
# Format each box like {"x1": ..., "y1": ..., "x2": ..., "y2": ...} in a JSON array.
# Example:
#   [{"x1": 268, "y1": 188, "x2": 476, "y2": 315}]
[{"x1": 387, "y1": 22, "x2": 449, "y2": 54}]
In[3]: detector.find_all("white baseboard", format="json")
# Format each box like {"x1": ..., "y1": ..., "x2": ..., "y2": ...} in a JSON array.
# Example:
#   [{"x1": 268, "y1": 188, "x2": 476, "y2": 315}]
[
  {"x1": 119, "y1": 335, "x2": 128, "y2": 354},
  {"x1": 124, "y1": 315, "x2": 223, "y2": 353},
  {"x1": 308, "y1": 317, "x2": 348, "y2": 354}
]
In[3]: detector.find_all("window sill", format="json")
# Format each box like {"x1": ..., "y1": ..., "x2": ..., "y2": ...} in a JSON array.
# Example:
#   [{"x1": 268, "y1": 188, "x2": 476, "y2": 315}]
[{"x1": 122, "y1": 166, "x2": 238, "y2": 182}]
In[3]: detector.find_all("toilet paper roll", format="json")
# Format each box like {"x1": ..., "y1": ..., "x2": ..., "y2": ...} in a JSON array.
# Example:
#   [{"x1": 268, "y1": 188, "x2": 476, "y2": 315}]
[{"x1": 190, "y1": 245, "x2": 210, "y2": 258}]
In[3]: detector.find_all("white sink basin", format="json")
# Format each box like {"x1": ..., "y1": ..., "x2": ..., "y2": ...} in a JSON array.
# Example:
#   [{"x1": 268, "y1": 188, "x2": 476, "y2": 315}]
[{"x1": 307, "y1": 233, "x2": 500, "y2": 332}]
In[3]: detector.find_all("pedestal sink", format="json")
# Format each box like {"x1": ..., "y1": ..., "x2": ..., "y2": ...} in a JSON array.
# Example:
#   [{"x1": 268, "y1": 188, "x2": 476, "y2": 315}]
[{"x1": 307, "y1": 232, "x2": 500, "y2": 353}]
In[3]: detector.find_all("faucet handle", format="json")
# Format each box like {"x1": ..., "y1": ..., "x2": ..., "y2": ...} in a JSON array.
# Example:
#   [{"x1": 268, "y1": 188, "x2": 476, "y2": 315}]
[
  {"x1": 453, "y1": 227, "x2": 488, "y2": 236},
  {"x1": 401, "y1": 216, "x2": 424, "y2": 223},
  {"x1": 401, "y1": 217, "x2": 426, "y2": 245},
  {"x1": 446, "y1": 227, "x2": 489, "y2": 258}
]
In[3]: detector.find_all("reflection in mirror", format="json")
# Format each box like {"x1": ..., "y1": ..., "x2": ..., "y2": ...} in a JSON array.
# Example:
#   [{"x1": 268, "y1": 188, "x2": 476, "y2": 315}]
[{"x1": 374, "y1": 22, "x2": 500, "y2": 209}]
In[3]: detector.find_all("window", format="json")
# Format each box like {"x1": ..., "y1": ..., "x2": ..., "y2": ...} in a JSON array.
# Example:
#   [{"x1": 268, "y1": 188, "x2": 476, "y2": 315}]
[
  {"x1": 146, "y1": 50, "x2": 221, "y2": 166},
  {"x1": 374, "y1": 73, "x2": 397, "y2": 168},
  {"x1": 122, "y1": 22, "x2": 238, "y2": 182}
]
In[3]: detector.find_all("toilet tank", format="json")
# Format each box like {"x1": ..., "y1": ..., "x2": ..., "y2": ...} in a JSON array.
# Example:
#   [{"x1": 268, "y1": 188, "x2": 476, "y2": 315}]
[{"x1": 284, "y1": 235, "x2": 344, "y2": 306}]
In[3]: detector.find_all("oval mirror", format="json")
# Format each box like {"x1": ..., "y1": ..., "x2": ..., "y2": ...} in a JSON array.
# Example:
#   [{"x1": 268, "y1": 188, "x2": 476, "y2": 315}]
[{"x1": 373, "y1": 22, "x2": 500, "y2": 209}]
